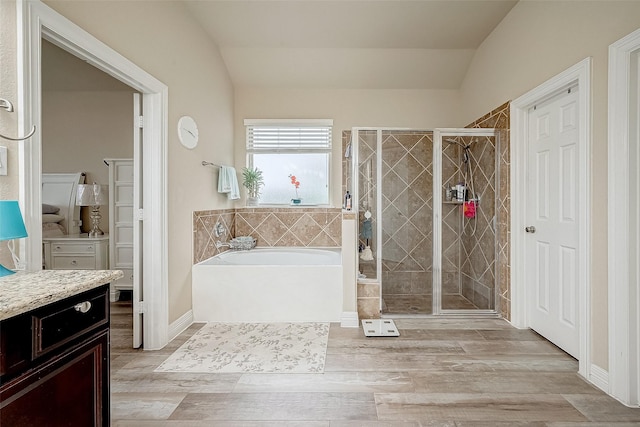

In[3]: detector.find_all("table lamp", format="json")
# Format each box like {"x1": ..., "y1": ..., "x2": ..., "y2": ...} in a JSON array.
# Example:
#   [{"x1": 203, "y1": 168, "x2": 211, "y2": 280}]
[
  {"x1": 77, "y1": 184, "x2": 108, "y2": 237},
  {"x1": 0, "y1": 200, "x2": 28, "y2": 277}
]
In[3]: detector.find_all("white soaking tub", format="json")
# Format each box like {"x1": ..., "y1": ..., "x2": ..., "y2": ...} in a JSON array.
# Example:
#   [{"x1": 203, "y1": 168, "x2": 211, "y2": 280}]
[{"x1": 192, "y1": 247, "x2": 343, "y2": 322}]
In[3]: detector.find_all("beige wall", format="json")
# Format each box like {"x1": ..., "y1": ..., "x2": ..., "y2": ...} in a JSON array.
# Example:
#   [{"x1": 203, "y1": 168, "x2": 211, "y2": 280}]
[
  {"x1": 234, "y1": 88, "x2": 461, "y2": 206},
  {"x1": 42, "y1": 90, "x2": 135, "y2": 233},
  {"x1": 38, "y1": 0, "x2": 235, "y2": 324},
  {"x1": 0, "y1": 1, "x2": 20, "y2": 268},
  {"x1": 460, "y1": 0, "x2": 640, "y2": 369}
]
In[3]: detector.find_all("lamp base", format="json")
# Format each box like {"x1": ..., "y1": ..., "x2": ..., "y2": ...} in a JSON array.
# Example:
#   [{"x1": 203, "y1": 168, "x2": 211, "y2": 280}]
[
  {"x1": 87, "y1": 229, "x2": 105, "y2": 238},
  {"x1": 88, "y1": 205, "x2": 104, "y2": 237},
  {"x1": 0, "y1": 263, "x2": 16, "y2": 278}
]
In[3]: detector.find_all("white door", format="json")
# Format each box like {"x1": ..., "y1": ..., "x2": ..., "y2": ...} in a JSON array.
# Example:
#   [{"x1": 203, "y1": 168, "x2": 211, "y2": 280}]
[
  {"x1": 132, "y1": 93, "x2": 143, "y2": 348},
  {"x1": 526, "y1": 86, "x2": 580, "y2": 358}
]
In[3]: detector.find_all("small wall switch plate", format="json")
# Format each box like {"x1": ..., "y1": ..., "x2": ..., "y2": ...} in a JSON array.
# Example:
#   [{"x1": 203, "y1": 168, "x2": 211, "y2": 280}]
[{"x1": 0, "y1": 146, "x2": 7, "y2": 176}]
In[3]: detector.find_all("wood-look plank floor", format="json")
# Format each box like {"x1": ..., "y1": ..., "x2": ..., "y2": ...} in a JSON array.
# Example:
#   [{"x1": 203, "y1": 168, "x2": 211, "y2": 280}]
[{"x1": 110, "y1": 301, "x2": 640, "y2": 426}]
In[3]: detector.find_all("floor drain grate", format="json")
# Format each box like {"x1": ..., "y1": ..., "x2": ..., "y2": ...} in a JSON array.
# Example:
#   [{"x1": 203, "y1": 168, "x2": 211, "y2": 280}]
[{"x1": 361, "y1": 319, "x2": 400, "y2": 337}]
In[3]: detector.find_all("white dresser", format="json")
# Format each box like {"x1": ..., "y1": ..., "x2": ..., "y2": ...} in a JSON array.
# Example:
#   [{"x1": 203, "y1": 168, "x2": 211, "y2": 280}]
[
  {"x1": 43, "y1": 234, "x2": 109, "y2": 270},
  {"x1": 106, "y1": 158, "x2": 134, "y2": 302}
]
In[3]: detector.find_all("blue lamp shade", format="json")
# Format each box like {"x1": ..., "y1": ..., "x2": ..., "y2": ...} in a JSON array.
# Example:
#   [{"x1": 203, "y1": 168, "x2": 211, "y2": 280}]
[
  {"x1": 0, "y1": 201, "x2": 28, "y2": 278},
  {"x1": 0, "y1": 201, "x2": 28, "y2": 241}
]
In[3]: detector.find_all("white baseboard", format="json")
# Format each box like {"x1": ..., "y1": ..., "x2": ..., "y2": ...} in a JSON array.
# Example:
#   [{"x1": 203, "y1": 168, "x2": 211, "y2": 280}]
[
  {"x1": 589, "y1": 363, "x2": 609, "y2": 393},
  {"x1": 168, "y1": 309, "x2": 193, "y2": 342},
  {"x1": 340, "y1": 311, "x2": 359, "y2": 328}
]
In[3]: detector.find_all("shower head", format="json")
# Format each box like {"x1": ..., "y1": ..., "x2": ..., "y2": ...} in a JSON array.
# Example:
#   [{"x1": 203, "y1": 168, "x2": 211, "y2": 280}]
[
  {"x1": 445, "y1": 137, "x2": 476, "y2": 150},
  {"x1": 444, "y1": 138, "x2": 465, "y2": 148}
]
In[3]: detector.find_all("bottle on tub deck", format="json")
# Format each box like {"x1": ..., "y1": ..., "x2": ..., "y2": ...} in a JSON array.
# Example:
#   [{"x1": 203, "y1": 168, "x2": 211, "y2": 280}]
[{"x1": 344, "y1": 191, "x2": 352, "y2": 210}]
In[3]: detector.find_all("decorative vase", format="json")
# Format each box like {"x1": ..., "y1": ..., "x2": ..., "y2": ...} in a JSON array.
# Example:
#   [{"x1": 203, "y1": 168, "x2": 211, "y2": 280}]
[
  {"x1": 246, "y1": 196, "x2": 259, "y2": 207},
  {"x1": 291, "y1": 198, "x2": 301, "y2": 205}
]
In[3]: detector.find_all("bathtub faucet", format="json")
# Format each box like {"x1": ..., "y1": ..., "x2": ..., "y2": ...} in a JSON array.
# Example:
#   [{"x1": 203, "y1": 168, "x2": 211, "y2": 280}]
[{"x1": 215, "y1": 240, "x2": 230, "y2": 249}]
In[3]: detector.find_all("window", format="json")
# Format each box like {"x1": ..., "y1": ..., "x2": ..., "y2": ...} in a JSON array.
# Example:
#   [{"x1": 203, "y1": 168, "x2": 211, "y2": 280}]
[{"x1": 245, "y1": 119, "x2": 332, "y2": 205}]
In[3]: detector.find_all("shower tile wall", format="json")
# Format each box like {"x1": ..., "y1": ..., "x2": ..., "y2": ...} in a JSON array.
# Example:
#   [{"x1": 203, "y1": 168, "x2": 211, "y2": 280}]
[
  {"x1": 442, "y1": 140, "x2": 464, "y2": 297},
  {"x1": 467, "y1": 101, "x2": 510, "y2": 319},
  {"x1": 460, "y1": 135, "x2": 497, "y2": 309},
  {"x1": 380, "y1": 131, "x2": 433, "y2": 299}
]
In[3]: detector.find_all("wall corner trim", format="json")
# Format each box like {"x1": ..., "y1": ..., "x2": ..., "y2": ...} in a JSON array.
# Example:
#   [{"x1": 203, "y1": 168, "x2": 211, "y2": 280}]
[
  {"x1": 340, "y1": 311, "x2": 359, "y2": 328},
  {"x1": 168, "y1": 309, "x2": 194, "y2": 342},
  {"x1": 589, "y1": 364, "x2": 609, "y2": 394},
  {"x1": 607, "y1": 27, "x2": 640, "y2": 408}
]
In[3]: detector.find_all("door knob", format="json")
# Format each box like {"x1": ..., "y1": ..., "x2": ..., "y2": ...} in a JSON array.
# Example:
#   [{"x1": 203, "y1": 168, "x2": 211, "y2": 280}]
[{"x1": 525, "y1": 226, "x2": 536, "y2": 233}]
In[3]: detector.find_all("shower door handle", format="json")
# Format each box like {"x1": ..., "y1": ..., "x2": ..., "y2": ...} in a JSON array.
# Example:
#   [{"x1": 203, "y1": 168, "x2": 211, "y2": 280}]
[{"x1": 525, "y1": 226, "x2": 536, "y2": 233}]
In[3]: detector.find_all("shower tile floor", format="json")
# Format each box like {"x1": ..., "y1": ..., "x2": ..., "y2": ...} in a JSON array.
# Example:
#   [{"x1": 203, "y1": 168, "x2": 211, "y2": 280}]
[{"x1": 382, "y1": 293, "x2": 478, "y2": 315}]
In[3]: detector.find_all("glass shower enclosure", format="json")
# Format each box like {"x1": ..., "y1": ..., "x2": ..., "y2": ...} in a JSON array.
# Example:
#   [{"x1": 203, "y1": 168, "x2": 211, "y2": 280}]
[{"x1": 352, "y1": 128, "x2": 499, "y2": 316}]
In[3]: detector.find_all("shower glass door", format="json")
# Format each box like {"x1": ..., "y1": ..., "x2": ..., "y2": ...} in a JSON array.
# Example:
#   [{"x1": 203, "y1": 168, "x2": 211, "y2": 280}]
[
  {"x1": 433, "y1": 129, "x2": 499, "y2": 314},
  {"x1": 380, "y1": 130, "x2": 434, "y2": 314},
  {"x1": 354, "y1": 128, "x2": 434, "y2": 315}
]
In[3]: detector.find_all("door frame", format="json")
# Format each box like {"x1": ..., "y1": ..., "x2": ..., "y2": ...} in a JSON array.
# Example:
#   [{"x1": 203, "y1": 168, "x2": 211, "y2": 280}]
[
  {"x1": 17, "y1": 0, "x2": 169, "y2": 349},
  {"x1": 510, "y1": 58, "x2": 592, "y2": 379},
  {"x1": 608, "y1": 28, "x2": 640, "y2": 407}
]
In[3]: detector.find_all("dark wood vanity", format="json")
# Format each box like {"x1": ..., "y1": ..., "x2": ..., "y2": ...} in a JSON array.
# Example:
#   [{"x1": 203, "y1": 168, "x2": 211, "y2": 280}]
[{"x1": 0, "y1": 270, "x2": 122, "y2": 426}]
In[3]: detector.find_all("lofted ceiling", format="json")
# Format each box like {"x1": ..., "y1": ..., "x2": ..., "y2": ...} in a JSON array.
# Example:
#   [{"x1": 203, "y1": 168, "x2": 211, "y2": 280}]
[{"x1": 183, "y1": 0, "x2": 518, "y2": 90}]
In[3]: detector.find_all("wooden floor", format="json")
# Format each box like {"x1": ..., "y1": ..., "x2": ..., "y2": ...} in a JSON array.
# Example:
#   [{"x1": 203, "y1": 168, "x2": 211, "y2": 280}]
[{"x1": 110, "y1": 301, "x2": 640, "y2": 426}]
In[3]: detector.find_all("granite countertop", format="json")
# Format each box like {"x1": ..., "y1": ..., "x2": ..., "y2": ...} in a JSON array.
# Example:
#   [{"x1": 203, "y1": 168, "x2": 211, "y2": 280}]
[{"x1": 0, "y1": 270, "x2": 123, "y2": 321}]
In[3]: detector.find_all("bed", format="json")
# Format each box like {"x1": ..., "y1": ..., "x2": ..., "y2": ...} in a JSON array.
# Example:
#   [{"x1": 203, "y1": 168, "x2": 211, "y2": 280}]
[{"x1": 41, "y1": 172, "x2": 86, "y2": 237}]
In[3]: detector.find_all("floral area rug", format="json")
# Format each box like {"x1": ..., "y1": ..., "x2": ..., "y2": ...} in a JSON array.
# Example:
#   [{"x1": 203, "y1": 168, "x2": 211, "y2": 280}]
[{"x1": 154, "y1": 322, "x2": 330, "y2": 373}]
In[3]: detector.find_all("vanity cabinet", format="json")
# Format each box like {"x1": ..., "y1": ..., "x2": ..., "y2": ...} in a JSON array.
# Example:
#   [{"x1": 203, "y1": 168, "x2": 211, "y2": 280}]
[{"x1": 0, "y1": 284, "x2": 110, "y2": 426}]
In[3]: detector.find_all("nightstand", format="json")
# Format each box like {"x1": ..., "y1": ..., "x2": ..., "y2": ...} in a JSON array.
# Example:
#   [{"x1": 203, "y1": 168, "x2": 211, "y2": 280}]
[{"x1": 43, "y1": 234, "x2": 109, "y2": 271}]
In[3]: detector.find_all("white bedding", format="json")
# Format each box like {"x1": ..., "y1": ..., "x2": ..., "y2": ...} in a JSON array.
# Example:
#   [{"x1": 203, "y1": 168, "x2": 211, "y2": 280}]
[
  {"x1": 42, "y1": 222, "x2": 66, "y2": 237},
  {"x1": 42, "y1": 213, "x2": 65, "y2": 223}
]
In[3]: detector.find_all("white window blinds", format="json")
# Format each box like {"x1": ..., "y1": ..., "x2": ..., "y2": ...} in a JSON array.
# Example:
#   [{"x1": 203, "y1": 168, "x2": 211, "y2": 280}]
[{"x1": 245, "y1": 120, "x2": 332, "y2": 152}]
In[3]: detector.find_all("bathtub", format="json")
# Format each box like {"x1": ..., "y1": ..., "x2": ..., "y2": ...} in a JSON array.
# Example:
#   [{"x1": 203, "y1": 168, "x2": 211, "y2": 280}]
[{"x1": 192, "y1": 247, "x2": 343, "y2": 322}]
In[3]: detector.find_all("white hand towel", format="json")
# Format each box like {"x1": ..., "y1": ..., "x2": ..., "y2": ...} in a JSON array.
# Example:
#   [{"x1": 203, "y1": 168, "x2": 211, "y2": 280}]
[
  {"x1": 218, "y1": 166, "x2": 230, "y2": 193},
  {"x1": 218, "y1": 166, "x2": 240, "y2": 200}
]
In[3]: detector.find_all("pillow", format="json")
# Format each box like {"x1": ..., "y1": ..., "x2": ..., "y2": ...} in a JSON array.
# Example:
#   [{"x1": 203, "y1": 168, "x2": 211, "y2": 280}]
[
  {"x1": 42, "y1": 203, "x2": 60, "y2": 214},
  {"x1": 42, "y1": 213, "x2": 64, "y2": 223}
]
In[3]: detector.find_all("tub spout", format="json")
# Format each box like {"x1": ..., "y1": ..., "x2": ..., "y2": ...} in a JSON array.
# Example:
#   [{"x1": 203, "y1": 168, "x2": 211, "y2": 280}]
[{"x1": 215, "y1": 240, "x2": 230, "y2": 249}]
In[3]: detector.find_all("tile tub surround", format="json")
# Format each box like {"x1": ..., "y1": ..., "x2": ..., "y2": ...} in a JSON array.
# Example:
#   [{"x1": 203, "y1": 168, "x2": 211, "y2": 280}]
[
  {"x1": 235, "y1": 207, "x2": 342, "y2": 247},
  {"x1": 193, "y1": 208, "x2": 342, "y2": 264},
  {"x1": 0, "y1": 269, "x2": 123, "y2": 320},
  {"x1": 193, "y1": 209, "x2": 235, "y2": 264}
]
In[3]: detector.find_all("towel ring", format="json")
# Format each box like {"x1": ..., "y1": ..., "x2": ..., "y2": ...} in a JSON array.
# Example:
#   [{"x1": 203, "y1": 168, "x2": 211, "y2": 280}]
[
  {"x1": 0, "y1": 125, "x2": 36, "y2": 141},
  {"x1": 0, "y1": 98, "x2": 36, "y2": 141}
]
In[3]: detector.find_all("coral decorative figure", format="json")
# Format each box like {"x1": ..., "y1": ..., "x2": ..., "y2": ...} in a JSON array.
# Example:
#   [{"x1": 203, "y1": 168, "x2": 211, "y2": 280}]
[{"x1": 289, "y1": 174, "x2": 301, "y2": 203}]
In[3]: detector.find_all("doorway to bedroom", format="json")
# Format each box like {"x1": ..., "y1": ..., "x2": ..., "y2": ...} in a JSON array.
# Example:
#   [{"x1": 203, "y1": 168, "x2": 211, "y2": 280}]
[
  {"x1": 40, "y1": 40, "x2": 142, "y2": 348},
  {"x1": 20, "y1": 0, "x2": 169, "y2": 351}
]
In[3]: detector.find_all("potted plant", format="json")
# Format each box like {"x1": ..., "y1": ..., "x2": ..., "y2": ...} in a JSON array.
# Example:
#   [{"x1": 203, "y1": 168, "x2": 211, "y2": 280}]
[{"x1": 242, "y1": 167, "x2": 264, "y2": 206}]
